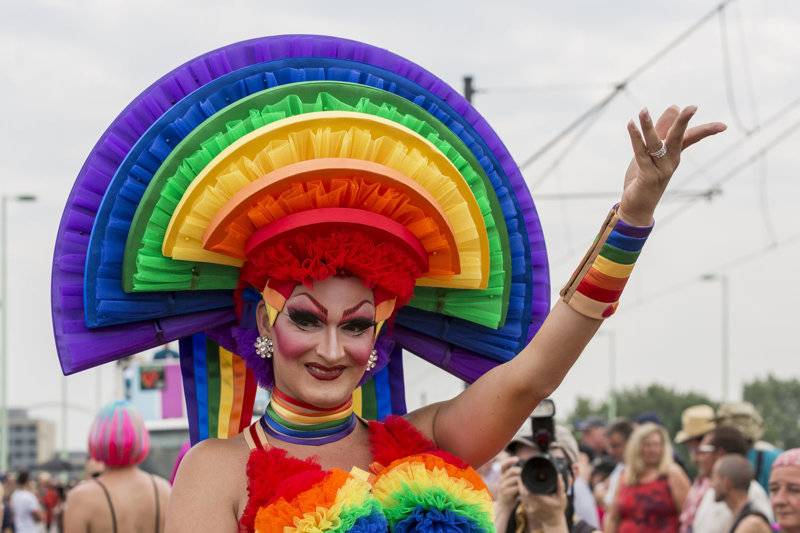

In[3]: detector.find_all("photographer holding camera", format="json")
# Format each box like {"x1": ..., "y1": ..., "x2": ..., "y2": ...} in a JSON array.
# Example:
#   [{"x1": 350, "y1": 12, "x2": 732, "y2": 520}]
[{"x1": 495, "y1": 400, "x2": 600, "y2": 533}]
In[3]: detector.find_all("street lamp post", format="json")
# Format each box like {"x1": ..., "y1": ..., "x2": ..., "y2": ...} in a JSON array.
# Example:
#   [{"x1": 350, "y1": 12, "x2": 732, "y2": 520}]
[
  {"x1": 0, "y1": 193, "x2": 37, "y2": 472},
  {"x1": 702, "y1": 273, "x2": 730, "y2": 401},
  {"x1": 598, "y1": 330, "x2": 618, "y2": 420}
]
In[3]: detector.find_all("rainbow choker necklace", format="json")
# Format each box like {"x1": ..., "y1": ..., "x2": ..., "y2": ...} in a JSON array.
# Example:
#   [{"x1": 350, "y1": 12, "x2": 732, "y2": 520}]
[{"x1": 261, "y1": 388, "x2": 356, "y2": 446}]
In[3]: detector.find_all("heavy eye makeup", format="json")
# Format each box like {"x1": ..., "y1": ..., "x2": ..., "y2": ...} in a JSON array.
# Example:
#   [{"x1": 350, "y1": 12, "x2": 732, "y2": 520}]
[
  {"x1": 286, "y1": 307, "x2": 325, "y2": 330},
  {"x1": 339, "y1": 316, "x2": 376, "y2": 335}
]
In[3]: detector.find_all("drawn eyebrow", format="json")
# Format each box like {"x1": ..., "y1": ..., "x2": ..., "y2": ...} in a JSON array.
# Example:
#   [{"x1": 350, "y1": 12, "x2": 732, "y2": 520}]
[
  {"x1": 341, "y1": 300, "x2": 375, "y2": 320},
  {"x1": 292, "y1": 293, "x2": 328, "y2": 318}
]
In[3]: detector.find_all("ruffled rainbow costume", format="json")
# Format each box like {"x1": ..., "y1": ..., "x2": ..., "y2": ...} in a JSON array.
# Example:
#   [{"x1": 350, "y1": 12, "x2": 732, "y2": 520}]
[{"x1": 241, "y1": 416, "x2": 493, "y2": 532}]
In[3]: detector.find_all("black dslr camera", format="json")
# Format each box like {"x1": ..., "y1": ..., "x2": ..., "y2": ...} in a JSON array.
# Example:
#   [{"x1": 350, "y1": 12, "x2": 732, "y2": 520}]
[{"x1": 518, "y1": 399, "x2": 573, "y2": 495}]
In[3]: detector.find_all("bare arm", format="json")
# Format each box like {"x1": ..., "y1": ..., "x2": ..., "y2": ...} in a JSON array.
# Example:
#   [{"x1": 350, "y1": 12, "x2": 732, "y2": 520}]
[
  {"x1": 408, "y1": 106, "x2": 726, "y2": 465},
  {"x1": 63, "y1": 485, "x2": 91, "y2": 533},
  {"x1": 667, "y1": 464, "x2": 691, "y2": 512},
  {"x1": 410, "y1": 303, "x2": 601, "y2": 465},
  {"x1": 155, "y1": 475, "x2": 172, "y2": 532}
]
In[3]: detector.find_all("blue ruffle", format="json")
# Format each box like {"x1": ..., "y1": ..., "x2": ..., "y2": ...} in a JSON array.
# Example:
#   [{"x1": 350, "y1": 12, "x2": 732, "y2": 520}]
[
  {"x1": 349, "y1": 510, "x2": 389, "y2": 532},
  {"x1": 393, "y1": 507, "x2": 486, "y2": 532}
]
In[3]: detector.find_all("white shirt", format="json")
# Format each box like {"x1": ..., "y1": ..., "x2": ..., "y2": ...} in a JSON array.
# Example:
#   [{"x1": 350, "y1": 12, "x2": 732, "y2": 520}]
[
  {"x1": 691, "y1": 481, "x2": 772, "y2": 533},
  {"x1": 604, "y1": 463, "x2": 624, "y2": 508},
  {"x1": 10, "y1": 488, "x2": 43, "y2": 533},
  {"x1": 573, "y1": 477, "x2": 601, "y2": 528}
]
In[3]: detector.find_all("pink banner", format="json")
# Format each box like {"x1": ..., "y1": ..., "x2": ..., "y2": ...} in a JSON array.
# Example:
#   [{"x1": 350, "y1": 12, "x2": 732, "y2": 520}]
[{"x1": 161, "y1": 364, "x2": 184, "y2": 419}]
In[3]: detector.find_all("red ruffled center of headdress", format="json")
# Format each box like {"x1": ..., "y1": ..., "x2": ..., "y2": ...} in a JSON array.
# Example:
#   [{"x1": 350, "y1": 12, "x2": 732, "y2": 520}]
[{"x1": 235, "y1": 229, "x2": 424, "y2": 317}]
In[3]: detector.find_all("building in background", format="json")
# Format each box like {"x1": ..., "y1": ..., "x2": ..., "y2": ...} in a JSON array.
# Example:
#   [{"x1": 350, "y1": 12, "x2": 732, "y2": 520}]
[
  {"x1": 8, "y1": 408, "x2": 55, "y2": 470},
  {"x1": 122, "y1": 344, "x2": 189, "y2": 479}
]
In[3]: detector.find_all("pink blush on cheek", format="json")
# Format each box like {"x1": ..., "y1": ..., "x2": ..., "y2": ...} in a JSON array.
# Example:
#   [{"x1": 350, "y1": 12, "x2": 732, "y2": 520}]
[
  {"x1": 271, "y1": 324, "x2": 316, "y2": 360},
  {"x1": 345, "y1": 339, "x2": 373, "y2": 366}
]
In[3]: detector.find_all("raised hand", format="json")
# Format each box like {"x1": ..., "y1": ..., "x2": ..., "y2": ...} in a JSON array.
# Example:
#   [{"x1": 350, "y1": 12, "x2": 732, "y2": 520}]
[{"x1": 618, "y1": 105, "x2": 727, "y2": 226}]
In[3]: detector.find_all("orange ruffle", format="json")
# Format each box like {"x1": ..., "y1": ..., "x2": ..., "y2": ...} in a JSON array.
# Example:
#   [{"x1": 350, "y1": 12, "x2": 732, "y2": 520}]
[
  {"x1": 253, "y1": 469, "x2": 349, "y2": 533},
  {"x1": 372, "y1": 453, "x2": 488, "y2": 492}
]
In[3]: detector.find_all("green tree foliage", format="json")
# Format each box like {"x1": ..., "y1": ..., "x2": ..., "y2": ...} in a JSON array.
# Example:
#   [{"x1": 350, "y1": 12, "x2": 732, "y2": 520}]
[
  {"x1": 744, "y1": 374, "x2": 800, "y2": 449},
  {"x1": 566, "y1": 384, "x2": 716, "y2": 439}
]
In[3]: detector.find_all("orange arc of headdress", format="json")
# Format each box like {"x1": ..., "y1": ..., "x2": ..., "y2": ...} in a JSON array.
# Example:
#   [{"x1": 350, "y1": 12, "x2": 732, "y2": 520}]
[{"x1": 202, "y1": 158, "x2": 460, "y2": 280}]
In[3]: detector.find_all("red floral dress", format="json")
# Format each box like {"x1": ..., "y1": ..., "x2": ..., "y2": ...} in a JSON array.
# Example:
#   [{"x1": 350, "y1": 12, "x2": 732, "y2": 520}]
[{"x1": 617, "y1": 476, "x2": 679, "y2": 533}]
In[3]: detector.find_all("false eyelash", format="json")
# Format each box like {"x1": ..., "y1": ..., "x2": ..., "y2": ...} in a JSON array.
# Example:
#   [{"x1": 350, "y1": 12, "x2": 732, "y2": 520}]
[
  {"x1": 341, "y1": 318, "x2": 376, "y2": 334},
  {"x1": 286, "y1": 308, "x2": 324, "y2": 328}
]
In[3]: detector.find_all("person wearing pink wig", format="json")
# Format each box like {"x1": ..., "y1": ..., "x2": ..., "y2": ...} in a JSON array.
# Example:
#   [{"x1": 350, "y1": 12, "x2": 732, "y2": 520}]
[
  {"x1": 64, "y1": 401, "x2": 171, "y2": 533},
  {"x1": 770, "y1": 448, "x2": 800, "y2": 532}
]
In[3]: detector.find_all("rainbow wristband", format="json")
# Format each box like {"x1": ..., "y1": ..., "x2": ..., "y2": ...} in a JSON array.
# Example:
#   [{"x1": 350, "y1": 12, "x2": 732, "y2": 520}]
[{"x1": 560, "y1": 206, "x2": 653, "y2": 319}]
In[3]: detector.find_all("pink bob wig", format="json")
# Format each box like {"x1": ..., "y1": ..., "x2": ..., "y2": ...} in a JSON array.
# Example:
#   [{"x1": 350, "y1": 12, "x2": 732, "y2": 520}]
[{"x1": 88, "y1": 400, "x2": 151, "y2": 467}]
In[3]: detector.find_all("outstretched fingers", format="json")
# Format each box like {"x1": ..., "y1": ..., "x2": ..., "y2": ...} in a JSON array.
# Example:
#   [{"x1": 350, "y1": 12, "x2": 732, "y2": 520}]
[
  {"x1": 639, "y1": 108, "x2": 665, "y2": 155},
  {"x1": 682, "y1": 121, "x2": 728, "y2": 150},
  {"x1": 627, "y1": 119, "x2": 657, "y2": 172},
  {"x1": 665, "y1": 106, "x2": 698, "y2": 156},
  {"x1": 654, "y1": 105, "x2": 680, "y2": 138}
]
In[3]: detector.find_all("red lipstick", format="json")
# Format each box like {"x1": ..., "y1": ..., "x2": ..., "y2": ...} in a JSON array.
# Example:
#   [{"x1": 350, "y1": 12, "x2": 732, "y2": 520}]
[{"x1": 305, "y1": 363, "x2": 346, "y2": 381}]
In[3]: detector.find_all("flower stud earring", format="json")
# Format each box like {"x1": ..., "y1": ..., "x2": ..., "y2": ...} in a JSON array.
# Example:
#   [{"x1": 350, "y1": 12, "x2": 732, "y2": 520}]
[
  {"x1": 365, "y1": 349, "x2": 378, "y2": 371},
  {"x1": 254, "y1": 336, "x2": 274, "y2": 359}
]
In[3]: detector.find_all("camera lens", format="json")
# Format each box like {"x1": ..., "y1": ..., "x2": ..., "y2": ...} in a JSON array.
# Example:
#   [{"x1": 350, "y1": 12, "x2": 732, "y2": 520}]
[{"x1": 520, "y1": 455, "x2": 559, "y2": 494}]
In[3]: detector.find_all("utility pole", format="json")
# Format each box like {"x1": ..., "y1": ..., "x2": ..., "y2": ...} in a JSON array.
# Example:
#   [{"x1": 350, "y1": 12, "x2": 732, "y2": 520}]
[
  {"x1": 702, "y1": 273, "x2": 730, "y2": 401},
  {"x1": 0, "y1": 194, "x2": 37, "y2": 471},
  {"x1": 598, "y1": 330, "x2": 618, "y2": 420},
  {"x1": 463, "y1": 76, "x2": 476, "y2": 105}
]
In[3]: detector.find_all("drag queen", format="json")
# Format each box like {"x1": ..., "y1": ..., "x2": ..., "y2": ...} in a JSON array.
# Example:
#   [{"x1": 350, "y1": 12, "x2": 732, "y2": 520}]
[
  {"x1": 165, "y1": 106, "x2": 723, "y2": 532},
  {"x1": 50, "y1": 35, "x2": 725, "y2": 532}
]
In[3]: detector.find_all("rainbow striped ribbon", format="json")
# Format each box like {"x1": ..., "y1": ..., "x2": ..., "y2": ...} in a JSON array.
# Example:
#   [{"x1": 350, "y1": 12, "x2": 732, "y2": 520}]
[
  {"x1": 261, "y1": 388, "x2": 357, "y2": 445},
  {"x1": 179, "y1": 333, "x2": 257, "y2": 444},
  {"x1": 561, "y1": 206, "x2": 653, "y2": 319}
]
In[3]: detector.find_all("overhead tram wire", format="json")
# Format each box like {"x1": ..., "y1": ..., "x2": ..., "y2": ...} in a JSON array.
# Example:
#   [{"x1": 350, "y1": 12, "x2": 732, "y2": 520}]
[
  {"x1": 534, "y1": 189, "x2": 720, "y2": 202},
  {"x1": 530, "y1": 100, "x2": 612, "y2": 188},
  {"x1": 549, "y1": 106, "x2": 800, "y2": 269},
  {"x1": 619, "y1": 228, "x2": 800, "y2": 315},
  {"x1": 518, "y1": 0, "x2": 737, "y2": 175},
  {"x1": 670, "y1": 95, "x2": 800, "y2": 191},
  {"x1": 659, "y1": 115, "x2": 800, "y2": 228},
  {"x1": 718, "y1": 3, "x2": 756, "y2": 134},
  {"x1": 726, "y1": 2, "x2": 778, "y2": 246}
]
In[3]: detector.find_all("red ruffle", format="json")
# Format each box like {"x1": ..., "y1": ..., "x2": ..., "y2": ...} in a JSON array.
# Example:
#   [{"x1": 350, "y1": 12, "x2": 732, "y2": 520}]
[
  {"x1": 236, "y1": 229, "x2": 423, "y2": 317},
  {"x1": 239, "y1": 448, "x2": 324, "y2": 532},
  {"x1": 368, "y1": 415, "x2": 468, "y2": 470}
]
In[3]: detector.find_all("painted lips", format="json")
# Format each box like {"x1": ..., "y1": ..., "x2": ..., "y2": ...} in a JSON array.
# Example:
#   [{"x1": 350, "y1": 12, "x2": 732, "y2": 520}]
[{"x1": 305, "y1": 363, "x2": 346, "y2": 381}]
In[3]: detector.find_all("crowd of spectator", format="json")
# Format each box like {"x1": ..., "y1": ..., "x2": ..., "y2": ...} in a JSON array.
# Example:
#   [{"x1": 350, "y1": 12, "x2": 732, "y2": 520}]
[
  {"x1": 2, "y1": 399, "x2": 798, "y2": 532},
  {"x1": 488, "y1": 400, "x2": 800, "y2": 533}
]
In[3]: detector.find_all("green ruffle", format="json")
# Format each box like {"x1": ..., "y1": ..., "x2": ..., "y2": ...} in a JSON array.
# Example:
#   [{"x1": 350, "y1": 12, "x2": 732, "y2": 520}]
[{"x1": 379, "y1": 485, "x2": 493, "y2": 532}]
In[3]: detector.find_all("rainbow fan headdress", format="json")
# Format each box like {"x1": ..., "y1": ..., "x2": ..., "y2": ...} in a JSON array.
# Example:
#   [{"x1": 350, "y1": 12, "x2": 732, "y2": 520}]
[{"x1": 52, "y1": 35, "x2": 549, "y2": 443}]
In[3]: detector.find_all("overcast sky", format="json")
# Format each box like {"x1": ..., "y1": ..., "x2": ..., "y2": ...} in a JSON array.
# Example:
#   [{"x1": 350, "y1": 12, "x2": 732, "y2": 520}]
[{"x1": 2, "y1": 0, "x2": 798, "y2": 451}]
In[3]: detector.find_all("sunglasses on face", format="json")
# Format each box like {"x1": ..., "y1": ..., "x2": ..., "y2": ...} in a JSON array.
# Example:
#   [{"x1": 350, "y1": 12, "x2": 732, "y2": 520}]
[{"x1": 697, "y1": 444, "x2": 716, "y2": 453}]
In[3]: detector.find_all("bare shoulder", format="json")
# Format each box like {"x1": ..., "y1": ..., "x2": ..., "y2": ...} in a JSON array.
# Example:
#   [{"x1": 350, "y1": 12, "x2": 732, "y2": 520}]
[
  {"x1": 65, "y1": 479, "x2": 101, "y2": 503},
  {"x1": 176, "y1": 436, "x2": 249, "y2": 484},
  {"x1": 167, "y1": 436, "x2": 250, "y2": 533},
  {"x1": 151, "y1": 473, "x2": 172, "y2": 495},
  {"x1": 737, "y1": 515, "x2": 772, "y2": 533}
]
